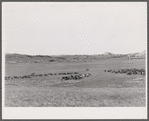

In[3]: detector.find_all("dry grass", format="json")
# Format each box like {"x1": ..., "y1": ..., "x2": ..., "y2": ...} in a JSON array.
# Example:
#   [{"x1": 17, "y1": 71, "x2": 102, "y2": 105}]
[
  {"x1": 5, "y1": 58, "x2": 146, "y2": 107},
  {"x1": 5, "y1": 86, "x2": 145, "y2": 107}
]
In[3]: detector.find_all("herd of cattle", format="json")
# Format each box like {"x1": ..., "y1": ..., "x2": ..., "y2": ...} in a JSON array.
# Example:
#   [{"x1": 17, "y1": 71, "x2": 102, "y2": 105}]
[
  {"x1": 105, "y1": 68, "x2": 145, "y2": 76},
  {"x1": 61, "y1": 73, "x2": 91, "y2": 80},
  {"x1": 5, "y1": 71, "x2": 91, "y2": 81},
  {"x1": 5, "y1": 68, "x2": 145, "y2": 81}
]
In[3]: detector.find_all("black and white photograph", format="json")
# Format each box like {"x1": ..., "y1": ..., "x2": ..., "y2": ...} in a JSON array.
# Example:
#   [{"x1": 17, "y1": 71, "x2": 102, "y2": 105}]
[{"x1": 2, "y1": 2, "x2": 147, "y2": 119}]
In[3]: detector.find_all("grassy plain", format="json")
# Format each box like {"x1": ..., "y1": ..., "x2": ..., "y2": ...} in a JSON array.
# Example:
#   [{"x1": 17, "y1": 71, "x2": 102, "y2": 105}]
[{"x1": 5, "y1": 58, "x2": 146, "y2": 107}]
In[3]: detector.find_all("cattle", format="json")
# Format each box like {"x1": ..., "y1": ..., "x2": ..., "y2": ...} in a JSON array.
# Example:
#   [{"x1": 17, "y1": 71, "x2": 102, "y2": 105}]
[
  {"x1": 114, "y1": 70, "x2": 119, "y2": 74},
  {"x1": 18, "y1": 76, "x2": 21, "y2": 79},
  {"x1": 73, "y1": 72, "x2": 79, "y2": 74},
  {"x1": 31, "y1": 73, "x2": 36, "y2": 76},
  {"x1": 10, "y1": 77, "x2": 14, "y2": 80},
  {"x1": 119, "y1": 69, "x2": 127, "y2": 74},
  {"x1": 61, "y1": 72, "x2": 91, "y2": 81},
  {"x1": 13, "y1": 76, "x2": 18, "y2": 79},
  {"x1": 108, "y1": 69, "x2": 112, "y2": 72},
  {"x1": 27, "y1": 75, "x2": 32, "y2": 78},
  {"x1": 44, "y1": 74, "x2": 48, "y2": 76},
  {"x1": 105, "y1": 68, "x2": 146, "y2": 76},
  {"x1": 85, "y1": 73, "x2": 91, "y2": 77},
  {"x1": 38, "y1": 74, "x2": 43, "y2": 76},
  {"x1": 132, "y1": 71, "x2": 137, "y2": 75},
  {"x1": 86, "y1": 69, "x2": 89, "y2": 71},
  {"x1": 58, "y1": 73, "x2": 63, "y2": 75},
  {"x1": 21, "y1": 76, "x2": 24, "y2": 79},
  {"x1": 61, "y1": 76, "x2": 70, "y2": 81},
  {"x1": 22, "y1": 75, "x2": 26, "y2": 78},
  {"x1": 122, "y1": 69, "x2": 128, "y2": 73},
  {"x1": 127, "y1": 71, "x2": 132, "y2": 75}
]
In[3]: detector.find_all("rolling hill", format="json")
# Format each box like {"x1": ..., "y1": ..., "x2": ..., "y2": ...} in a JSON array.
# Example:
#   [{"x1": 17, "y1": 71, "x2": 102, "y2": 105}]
[{"x1": 5, "y1": 50, "x2": 146, "y2": 64}]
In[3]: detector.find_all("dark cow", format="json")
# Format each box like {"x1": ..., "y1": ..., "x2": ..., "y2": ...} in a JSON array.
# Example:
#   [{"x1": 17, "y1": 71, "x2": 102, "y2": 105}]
[
  {"x1": 86, "y1": 69, "x2": 89, "y2": 71},
  {"x1": 114, "y1": 70, "x2": 119, "y2": 74},
  {"x1": 13, "y1": 76, "x2": 18, "y2": 79},
  {"x1": 108, "y1": 69, "x2": 112, "y2": 72},
  {"x1": 61, "y1": 76, "x2": 70, "y2": 81},
  {"x1": 73, "y1": 72, "x2": 79, "y2": 74},
  {"x1": 31, "y1": 73, "x2": 36, "y2": 76},
  {"x1": 127, "y1": 71, "x2": 132, "y2": 75},
  {"x1": 38, "y1": 74, "x2": 43, "y2": 76},
  {"x1": 44, "y1": 74, "x2": 48, "y2": 76}
]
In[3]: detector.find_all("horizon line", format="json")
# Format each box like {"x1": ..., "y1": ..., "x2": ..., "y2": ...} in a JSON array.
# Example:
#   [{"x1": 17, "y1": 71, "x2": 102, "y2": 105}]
[{"x1": 5, "y1": 50, "x2": 145, "y2": 56}]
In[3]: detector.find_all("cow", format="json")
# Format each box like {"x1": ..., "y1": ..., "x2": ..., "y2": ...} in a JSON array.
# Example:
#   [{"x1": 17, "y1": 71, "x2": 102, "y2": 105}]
[
  {"x1": 38, "y1": 74, "x2": 43, "y2": 76},
  {"x1": 44, "y1": 74, "x2": 48, "y2": 76},
  {"x1": 31, "y1": 73, "x2": 36, "y2": 76},
  {"x1": 114, "y1": 70, "x2": 119, "y2": 74},
  {"x1": 127, "y1": 71, "x2": 132, "y2": 75},
  {"x1": 86, "y1": 69, "x2": 89, "y2": 71}
]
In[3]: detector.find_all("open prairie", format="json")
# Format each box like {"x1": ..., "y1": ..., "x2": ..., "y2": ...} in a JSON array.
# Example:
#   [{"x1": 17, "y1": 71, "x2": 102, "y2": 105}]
[{"x1": 5, "y1": 58, "x2": 146, "y2": 107}]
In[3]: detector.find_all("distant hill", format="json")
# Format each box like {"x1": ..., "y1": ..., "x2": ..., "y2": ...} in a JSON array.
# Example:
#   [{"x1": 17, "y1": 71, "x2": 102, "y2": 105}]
[
  {"x1": 135, "y1": 50, "x2": 146, "y2": 58},
  {"x1": 102, "y1": 52, "x2": 128, "y2": 58},
  {"x1": 5, "y1": 50, "x2": 146, "y2": 64}
]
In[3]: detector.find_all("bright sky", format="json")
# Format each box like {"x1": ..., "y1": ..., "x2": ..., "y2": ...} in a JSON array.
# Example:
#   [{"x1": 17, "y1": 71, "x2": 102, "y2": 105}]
[{"x1": 2, "y1": 2, "x2": 147, "y2": 55}]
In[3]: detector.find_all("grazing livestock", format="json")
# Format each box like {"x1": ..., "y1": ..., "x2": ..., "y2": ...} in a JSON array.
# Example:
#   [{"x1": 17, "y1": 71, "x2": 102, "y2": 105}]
[
  {"x1": 132, "y1": 71, "x2": 137, "y2": 75},
  {"x1": 106, "y1": 68, "x2": 145, "y2": 76},
  {"x1": 44, "y1": 74, "x2": 48, "y2": 76},
  {"x1": 86, "y1": 69, "x2": 89, "y2": 71},
  {"x1": 13, "y1": 76, "x2": 18, "y2": 79},
  {"x1": 127, "y1": 71, "x2": 132, "y2": 75},
  {"x1": 114, "y1": 70, "x2": 119, "y2": 74},
  {"x1": 61, "y1": 73, "x2": 91, "y2": 81},
  {"x1": 31, "y1": 73, "x2": 36, "y2": 76},
  {"x1": 73, "y1": 72, "x2": 79, "y2": 74},
  {"x1": 108, "y1": 69, "x2": 112, "y2": 72},
  {"x1": 5, "y1": 71, "x2": 90, "y2": 81},
  {"x1": 27, "y1": 75, "x2": 32, "y2": 78},
  {"x1": 85, "y1": 73, "x2": 91, "y2": 77}
]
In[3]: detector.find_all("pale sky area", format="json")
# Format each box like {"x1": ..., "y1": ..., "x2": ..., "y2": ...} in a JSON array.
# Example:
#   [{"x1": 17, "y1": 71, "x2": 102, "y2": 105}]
[{"x1": 2, "y1": 2, "x2": 147, "y2": 55}]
